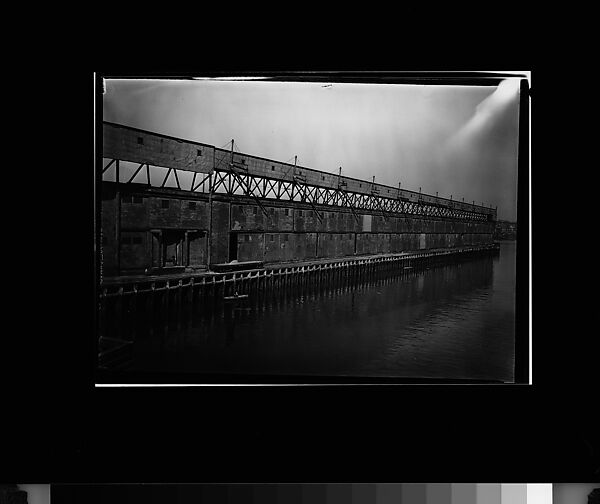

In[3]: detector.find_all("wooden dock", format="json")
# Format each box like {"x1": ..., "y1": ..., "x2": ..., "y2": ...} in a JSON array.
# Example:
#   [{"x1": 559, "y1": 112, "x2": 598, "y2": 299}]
[{"x1": 96, "y1": 243, "x2": 500, "y2": 355}]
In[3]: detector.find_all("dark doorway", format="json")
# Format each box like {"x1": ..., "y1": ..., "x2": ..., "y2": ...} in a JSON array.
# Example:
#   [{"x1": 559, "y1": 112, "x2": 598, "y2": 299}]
[
  {"x1": 229, "y1": 232, "x2": 238, "y2": 262},
  {"x1": 163, "y1": 230, "x2": 184, "y2": 266}
]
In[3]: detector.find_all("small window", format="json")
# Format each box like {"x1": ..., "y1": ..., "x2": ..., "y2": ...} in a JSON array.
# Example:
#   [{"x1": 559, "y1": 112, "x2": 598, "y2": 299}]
[
  {"x1": 133, "y1": 236, "x2": 142, "y2": 245},
  {"x1": 299, "y1": 210, "x2": 303, "y2": 217},
  {"x1": 253, "y1": 207, "x2": 257, "y2": 215},
  {"x1": 122, "y1": 236, "x2": 132, "y2": 245},
  {"x1": 272, "y1": 165, "x2": 275, "y2": 171},
  {"x1": 285, "y1": 209, "x2": 290, "y2": 216},
  {"x1": 133, "y1": 196, "x2": 143, "y2": 204},
  {"x1": 245, "y1": 235, "x2": 250, "y2": 242},
  {"x1": 270, "y1": 235, "x2": 274, "y2": 242},
  {"x1": 137, "y1": 137, "x2": 144, "y2": 145},
  {"x1": 161, "y1": 199, "x2": 169, "y2": 209},
  {"x1": 188, "y1": 201, "x2": 196, "y2": 209},
  {"x1": 241, "y1": 159, "x2": 246, "y2": 165},
  {"x1": 284, "y1": 234, "x2": 288, "y2": 242},
  {"x1": 309, "y1": 210, "x2": 313, "y2": 216},
  {"x1": 197, "y1": 149, "x2": 202, "y2": 156},
  {"x1": 322, "y1": 176, "x2": 325, "y2": 180},
  {"x1": 270, "y1": 208, "x2": 274, "y2": 214}
]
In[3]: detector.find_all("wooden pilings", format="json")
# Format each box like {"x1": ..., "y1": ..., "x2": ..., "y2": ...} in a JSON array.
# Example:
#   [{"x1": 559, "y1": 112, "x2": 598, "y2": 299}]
[{"x1": 98, "y1": 243, "x2": 500, "y2": 341}]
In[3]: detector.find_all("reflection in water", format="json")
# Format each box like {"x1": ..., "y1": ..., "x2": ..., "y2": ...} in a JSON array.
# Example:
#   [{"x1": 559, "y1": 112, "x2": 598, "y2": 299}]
[{"x1": 130, "y1": 243, "x2": 516, "y2": 382}]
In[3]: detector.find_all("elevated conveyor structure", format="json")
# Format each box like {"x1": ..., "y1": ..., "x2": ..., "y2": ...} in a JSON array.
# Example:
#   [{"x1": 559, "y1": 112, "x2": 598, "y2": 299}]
[{"x1": 100, "y1": 122, "x2": 497, "y2": 275}]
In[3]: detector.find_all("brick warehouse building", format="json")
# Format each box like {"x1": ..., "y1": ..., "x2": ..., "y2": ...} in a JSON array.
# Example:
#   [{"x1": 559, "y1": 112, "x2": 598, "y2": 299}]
[{"x1": 100, "y1": 122, "x2": 496, "y2": 276}]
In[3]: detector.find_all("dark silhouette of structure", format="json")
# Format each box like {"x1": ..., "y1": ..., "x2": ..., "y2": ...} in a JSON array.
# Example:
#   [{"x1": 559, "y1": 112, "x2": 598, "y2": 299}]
[{"x1": 0, "y1": 486, "x2": 27, "y2": 504}]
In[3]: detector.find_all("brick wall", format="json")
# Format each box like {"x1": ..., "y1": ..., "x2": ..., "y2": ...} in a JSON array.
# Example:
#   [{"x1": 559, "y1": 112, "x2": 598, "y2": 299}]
[{"x1": 100, "y1": 182, "x2": 497, "y2": 272}]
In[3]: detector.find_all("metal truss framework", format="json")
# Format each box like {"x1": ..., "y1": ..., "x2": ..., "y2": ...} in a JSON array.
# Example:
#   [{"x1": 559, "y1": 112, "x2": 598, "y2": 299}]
[
  {"x1": 211, "y1": 168, "x2": 491, "y2": 223},
  {"x1": 102, "y1": 159, "x2": 492, "y2": 223}
]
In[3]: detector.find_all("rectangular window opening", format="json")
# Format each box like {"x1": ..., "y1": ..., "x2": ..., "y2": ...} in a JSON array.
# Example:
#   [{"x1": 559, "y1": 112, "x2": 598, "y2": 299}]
[{"x1": 161, "y1": 199, "x2": 169, "y2": 209}]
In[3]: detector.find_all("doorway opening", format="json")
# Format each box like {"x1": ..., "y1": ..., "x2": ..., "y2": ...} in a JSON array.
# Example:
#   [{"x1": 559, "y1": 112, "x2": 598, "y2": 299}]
[
  {"x1": 162, "y1": 230, "x2": 185, "y2": 266},
  {"x1": 228, "y1": 232, "x2": 238, "y2": 262}
]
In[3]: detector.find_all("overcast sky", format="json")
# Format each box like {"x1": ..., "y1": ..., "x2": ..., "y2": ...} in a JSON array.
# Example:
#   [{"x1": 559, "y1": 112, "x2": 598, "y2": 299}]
[{"x1": 103, "y1": 78, "x2": 521, "y2": 221}]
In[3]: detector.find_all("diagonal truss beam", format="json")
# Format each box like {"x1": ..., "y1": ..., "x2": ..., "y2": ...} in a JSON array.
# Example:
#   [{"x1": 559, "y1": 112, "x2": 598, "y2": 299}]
[
  {"x1": 102, "y1": 158, "x2": 116, "y2": 174},
  {"x1": 191, "y1": 172, "x2": 211, "y2": 192},
  {"x1": 223, "y1": 167, "x2": 269, "y2": 218},
  {"x1": 126, "y1": 163, "x2": 146, "y2": 184},
  {"x1": 373, "y1": 196, "x2": 389, "y2": 221},
  {"x1": 337, "y1": 187, "x2": 361, "y2": 223}
]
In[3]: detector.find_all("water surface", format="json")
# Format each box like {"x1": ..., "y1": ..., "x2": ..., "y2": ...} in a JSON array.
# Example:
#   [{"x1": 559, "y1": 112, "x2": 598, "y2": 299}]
[{"x1": 129, "y1": 242, "x2": 517, "y2": 382}]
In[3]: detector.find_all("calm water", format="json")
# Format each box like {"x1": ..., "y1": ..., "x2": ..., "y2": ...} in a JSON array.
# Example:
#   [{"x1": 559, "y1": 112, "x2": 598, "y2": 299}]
[{"x1": 128, "y1": 242, "x2": 517, "y2": 382}]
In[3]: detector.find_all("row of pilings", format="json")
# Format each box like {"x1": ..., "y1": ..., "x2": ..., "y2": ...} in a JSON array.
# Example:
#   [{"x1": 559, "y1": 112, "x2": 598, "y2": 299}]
[{"x1": 98, "y1": 244, "x2": 500, "y2": 343}]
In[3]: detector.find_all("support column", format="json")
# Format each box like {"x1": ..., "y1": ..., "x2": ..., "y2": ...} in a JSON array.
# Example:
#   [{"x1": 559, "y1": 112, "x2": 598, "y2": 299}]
[
  {"x1": 207, "y1": 168, "x2": 214, "y2": 269},
  {"x1": 151, "y1": 229, "x2": 163, "y2": 268},
  {"x1": 177, "y1": 236, "x2": 183, "y2": 266},
  {"x1": 115, "y1": 159, "x2": 120, "y2": 275},
  {"x1": 159, "y1": 230, "x2": 164, "y2": 267},
  {"x1": 185, "y1": 230, "x2": 190, "y2": 266}
]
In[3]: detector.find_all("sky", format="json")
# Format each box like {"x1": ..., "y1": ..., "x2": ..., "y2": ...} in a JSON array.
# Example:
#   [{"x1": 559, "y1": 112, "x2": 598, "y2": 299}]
[{"x1": 103, "y1": 77, "x2": 522, "y2": 221}]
